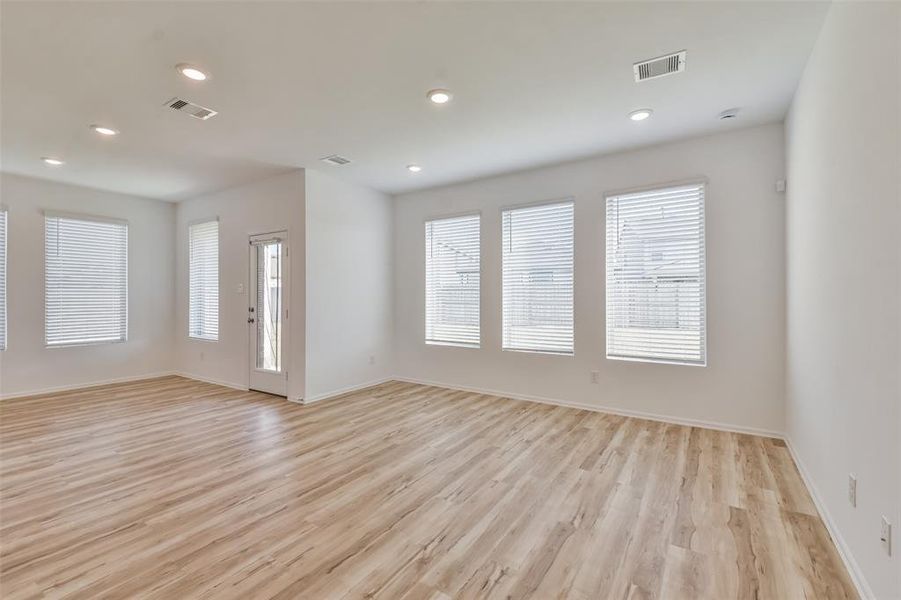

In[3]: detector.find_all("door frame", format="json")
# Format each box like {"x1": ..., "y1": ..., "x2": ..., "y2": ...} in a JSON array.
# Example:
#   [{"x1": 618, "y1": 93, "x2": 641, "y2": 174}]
[{"x1": 247, "y1": 230, "x2": 290, "y2": 396}]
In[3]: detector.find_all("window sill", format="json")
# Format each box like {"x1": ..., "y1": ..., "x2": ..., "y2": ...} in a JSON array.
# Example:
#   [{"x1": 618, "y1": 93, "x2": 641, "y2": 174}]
[
  {"x1": 46, "y1": 338, "x2": 127, "y2": 349},
  {"x1": 425, "y1": 340, "x2": 480, "y2": 350},
  {"x1": 502, "y1": 347, "x2": 574, "y2": 357},
  {"x1": 606, "y1": 354, "x2": 706, "y2": 367}
]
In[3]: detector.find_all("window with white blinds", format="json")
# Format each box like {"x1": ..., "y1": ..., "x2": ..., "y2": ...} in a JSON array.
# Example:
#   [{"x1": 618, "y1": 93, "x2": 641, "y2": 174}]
[
  {"x1": 502, "y1": 201, "x2": 574, "y2": 354},
  {"x1": 0, "y1": 208, "x2": 7, "y2": 351},
  {"x1": 425, "y1": 214, "x2": 480, "y2": 347},
  {"x1": 188, "y1": 219, "x2": 219, "y2": 341},
  {"x1": 606, "y1": 182, "x2": 706, "y2": 365},
  {"x1": 45, "y1": 213, "x2": 128, "y2": 347}
]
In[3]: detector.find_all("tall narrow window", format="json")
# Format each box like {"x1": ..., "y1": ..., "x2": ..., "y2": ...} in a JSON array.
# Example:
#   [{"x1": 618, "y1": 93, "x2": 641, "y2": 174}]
[
  {"x1": 45, "y1": 213, "x2": 128, "y2": 346},
  {"x1": 0, "y1": 208, "x2": 6, "y2": 351},
  {"x1": 502, "y1": 201, "x2": 574, "y2": 354},
  {"x1": 188, "y1": 219, "x2": 219, "y2": 341},
  {"x1": 606, "y1": 182, "x2": 706, "y2": 365},
  {"x1": 425, "y1": 214, "x2": 480, "y2": 347},
  {"x1": 254, "y1": 238, "x2": 282, "y2": 372}
]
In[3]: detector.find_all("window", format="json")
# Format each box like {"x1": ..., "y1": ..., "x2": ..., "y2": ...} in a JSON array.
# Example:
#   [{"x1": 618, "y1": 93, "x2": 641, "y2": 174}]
[
  {"x1": 45, "y1": 213, "x2": 128, "y2": 346},
  {"x1": 0, "y1": 208, "x2": 6, "y2": 351},
  {"x1": 502, "y1": 200, "x2": 574, "y2": 354},
  {"x1": 425, "y1": 214, "x2": 480, "y2": 347},
  {"x1": 188, "y1": 219, "x2": 219, "y2": 341},
  {"x1": 606, "y1": 182, "x2": 706, "y2": 365}
]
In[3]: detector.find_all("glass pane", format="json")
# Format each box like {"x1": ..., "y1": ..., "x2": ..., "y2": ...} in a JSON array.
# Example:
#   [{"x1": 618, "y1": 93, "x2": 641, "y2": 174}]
[{"x1": 256, "y1": 242, "x2": 282, "y2": 372}]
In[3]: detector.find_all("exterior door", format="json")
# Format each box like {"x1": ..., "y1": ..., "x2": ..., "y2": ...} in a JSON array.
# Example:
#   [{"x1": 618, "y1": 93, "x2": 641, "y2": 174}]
[{"x1": 248, "y1": 232, "x2": 288, "y2": 396}]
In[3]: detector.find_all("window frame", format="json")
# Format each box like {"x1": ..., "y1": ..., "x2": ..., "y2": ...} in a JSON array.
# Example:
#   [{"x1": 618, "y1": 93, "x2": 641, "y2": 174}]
[
  {"x1": 43, "y1": 210, "x2": 129, "y2": 348},
  {"x1": 188, "y1": 217, "x2": 220, "y2": 342},
  {"x1": 500, "y1": 197, "x2": 575, "y2": 356},
  {"x1": 0, "y1": 206, "x2": 7, "y2": 351},
  {"x1": 424, "y1": 210, "x2": 482, "y2": 349},
  {"x1": 604, "y1": 178, "x2": 707, "y2": 367}
]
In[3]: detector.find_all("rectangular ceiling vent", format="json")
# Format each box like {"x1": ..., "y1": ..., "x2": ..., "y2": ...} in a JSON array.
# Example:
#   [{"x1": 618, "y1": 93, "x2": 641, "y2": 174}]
[
  {"x1": 319, "y1": 154, "x2": 352, "y2": 166},
  {"x1": 165, "y1": 97, "x2": 218, "y2": 120},
  {"x1": 633, "y1": 50, "x2": 686, "y2": 82}
]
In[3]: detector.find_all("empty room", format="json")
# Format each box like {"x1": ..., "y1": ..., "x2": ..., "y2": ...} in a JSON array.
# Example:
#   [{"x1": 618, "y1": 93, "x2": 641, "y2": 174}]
[{"x1": 0, "y1": 1, "x2": 898, "y2": 598}]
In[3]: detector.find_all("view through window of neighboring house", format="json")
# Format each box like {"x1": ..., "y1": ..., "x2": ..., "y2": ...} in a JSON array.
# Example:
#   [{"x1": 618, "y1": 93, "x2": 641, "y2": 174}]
[
  {"x1": 425, "y1": 214, "x2": 480, "y2": 347},
  {"x1": 501, "y1": 200, "x2": 574, "y2": 354},
  {"x1": 606, "y1": 182, "x2": 706, "y2": 365}
]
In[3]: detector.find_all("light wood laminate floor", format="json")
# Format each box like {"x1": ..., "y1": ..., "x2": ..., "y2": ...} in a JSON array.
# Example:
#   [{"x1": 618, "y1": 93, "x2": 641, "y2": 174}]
[{"x1": 1, "y1": 376, "x2": 856, "y2": 599}]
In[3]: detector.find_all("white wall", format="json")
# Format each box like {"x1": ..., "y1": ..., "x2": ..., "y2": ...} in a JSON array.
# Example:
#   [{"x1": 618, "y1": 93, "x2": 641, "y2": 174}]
[
  {"x1": 785, "y1": 3, "x2": 900, "y2": 598},
  {"x1": 0, "y1": 173, "x2": 176, "y2": 397},
  {"x1": 394, "y1": 124, "x2": 786, "y2": 434},
  {"x1": 304, "y1": 169, "x2": 393, "y2": 401},
  {"x1": 175, "y1": 171, "x2": 306, "y2": 399}
]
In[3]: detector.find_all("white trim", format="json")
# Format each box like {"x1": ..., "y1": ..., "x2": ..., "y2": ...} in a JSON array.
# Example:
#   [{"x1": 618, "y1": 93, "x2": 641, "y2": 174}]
[
  {"x1": 392, "y1": 376, "x2": 783, "y2": 438},
  {"x1": 423, "y1": 209, "x2": 482, "y2": 224},
  {"x1": 603, "y1": 176, "x2": 709, "y2": 200},
  {"x1": 499, "y1": 196, "x2": 574, "y2": 213},
  {"x1": 784, "y1": 438, "x2": 874, "y2": 600},
  {"x1": 0, "y1": 371, "x2": 178, "y2": 400},
  {"x1": 425, "y1": 340, "x2": 480, "y2": 350},
  {"x1": 301, "y1": 377, "x2": 394, "y2": 405},
  {"x1": 42, "y1": 209, "x2": 128, "y2": 226},
  {"x1": 187, "y1": 215, "x2": 219, "y2": 227},
  {"x1": 173, "y1": 371, "x2": 248, "y2": 392}
]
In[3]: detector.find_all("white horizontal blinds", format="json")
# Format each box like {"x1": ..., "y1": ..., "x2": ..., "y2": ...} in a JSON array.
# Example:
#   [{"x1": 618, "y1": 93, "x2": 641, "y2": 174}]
[
  {"x1": 425, "y1": 214, "x2": 480, "y2": 347},
  {"x1": 0, "y1": 209, "x2": 6, "y2": 350},
  {"x1": 188, "y1": 219, "x2": 219, "y2": 340},
  {"x1": 502, "y1": 201, "x2": 574, "y2": 354},
  {"x1": 45, "y1": 214, "x2": 128, "y2": 346},
  {"x1": 606, "y1": 183, "x2": 706, "y2": 365}
]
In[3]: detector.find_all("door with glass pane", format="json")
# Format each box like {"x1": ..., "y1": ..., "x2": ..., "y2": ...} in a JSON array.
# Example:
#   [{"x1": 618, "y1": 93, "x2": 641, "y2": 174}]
[{"x1": 248, "y1": 232, "x2": 288, "y2": 396}]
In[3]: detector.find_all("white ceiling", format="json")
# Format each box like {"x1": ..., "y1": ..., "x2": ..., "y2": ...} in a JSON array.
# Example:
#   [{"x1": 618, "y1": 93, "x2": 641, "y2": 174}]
[{"x1": 0, "y1": 1, "x2": 829, "y2": 202}]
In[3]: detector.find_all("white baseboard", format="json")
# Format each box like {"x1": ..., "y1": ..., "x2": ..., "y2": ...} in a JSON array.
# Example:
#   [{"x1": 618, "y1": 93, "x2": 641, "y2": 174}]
[
  {"x1": 784, "y1": 438, "x2": 873, "y2": 600},
  {"x1": 0, "y1": 371, "x2": 178, "y2": 400},
  {"x1": 172, "y1": 371, "x2": 248, "y2": 392},
  {"x1": 392, "y1": 376, "x2": 784, "y2": 439},
  {"x1": 301, "y1": 377, "x2": 393, "y2": 405}
]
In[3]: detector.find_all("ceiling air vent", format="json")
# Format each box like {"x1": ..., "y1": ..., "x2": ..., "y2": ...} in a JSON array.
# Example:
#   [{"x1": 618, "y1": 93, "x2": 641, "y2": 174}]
[
  {"x1": 633, "y1": 50, "x2": 686, "y2": 82},
  {"x1": 165, "y1": 97, "x2": 218, "y2": 120},
  {"x1": 319, "y1": 154, "x2": 352, "y2": 166}
]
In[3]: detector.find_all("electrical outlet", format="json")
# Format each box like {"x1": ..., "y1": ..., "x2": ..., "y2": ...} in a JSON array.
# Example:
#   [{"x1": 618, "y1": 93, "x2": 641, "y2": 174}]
[
  {"x1": 200, "y1": 351, "x2": 205, "y2": 362},
  {"x1": 881, "y1": 516, "x2": 892, "y2": 556},
  {"x1": 848, "y1": 474, "x2": 856, "y2": 507},
  {"x1": 590, "y1": 371, "x2": 600, "y2": 384},
  {"x1": 368, "y1": 355, "x2": 375, "y2": 365}
]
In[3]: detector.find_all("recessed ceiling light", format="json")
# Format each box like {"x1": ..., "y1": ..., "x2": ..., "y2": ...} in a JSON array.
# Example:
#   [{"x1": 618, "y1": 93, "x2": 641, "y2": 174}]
[
  {"x1": 629, "y1": 109, "x2": 653, "y2": 121},
  {"x1": 91, "y1": 125, "x2": 119, "y2": 136},
  {"x1": 42, "y1": 157, "x2": 65, "y2": 166},
  {"x1": 427, "y1": 89, "x2": 452, "y2": 104},
  {"x1": 407, "y1": 164, "x2": 422, "y2": 173},
  {"x1": 176, "y1": 63, "x2": 208, "y2": 81}
]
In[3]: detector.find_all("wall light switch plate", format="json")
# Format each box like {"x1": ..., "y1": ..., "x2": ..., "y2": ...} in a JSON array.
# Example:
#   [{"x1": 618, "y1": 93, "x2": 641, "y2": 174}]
[
  {"x1": 848, "y1": 474, "x2": 857, "y2": 507},
  {"x1": 237, "y1": 283, "x2": 245, "y2": 294},
  {"x1": 881, "y1": 516, "x2": 892, "y2": 556}
]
